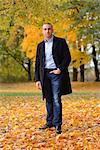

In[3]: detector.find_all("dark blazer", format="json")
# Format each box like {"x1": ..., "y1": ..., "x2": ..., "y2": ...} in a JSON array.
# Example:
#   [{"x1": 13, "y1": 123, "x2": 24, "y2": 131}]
[{"x1": 35, "y1": 36, "x2": 72, "y2": 98}]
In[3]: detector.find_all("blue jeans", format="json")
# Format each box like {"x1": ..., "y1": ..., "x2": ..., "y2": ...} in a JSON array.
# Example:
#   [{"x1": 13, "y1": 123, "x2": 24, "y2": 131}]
[{"x1": 44, "y1": 71, "x2": 62, "y2": 127}]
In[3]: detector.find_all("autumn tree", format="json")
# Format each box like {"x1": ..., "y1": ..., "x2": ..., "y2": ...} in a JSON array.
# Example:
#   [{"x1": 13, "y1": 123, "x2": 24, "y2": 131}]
[
  {"x1": 59, "y1": 0, "x2": 100, "y2": 81},
  {"x1": 1, "y1": 0, "x2": 70, "y2": 81},
  {"x1": 0, "y1": 0, "x2": 46, "y2": 81},
  {"x1": 0, "y1": 0, "x2": 99, "y2": 81}
]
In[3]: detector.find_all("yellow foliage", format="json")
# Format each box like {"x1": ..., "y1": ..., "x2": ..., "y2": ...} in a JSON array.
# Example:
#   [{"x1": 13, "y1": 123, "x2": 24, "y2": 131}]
[
  {"x1": 21, "y1": 24, "x2": 42, "y2": 59},
  {"x1": 66, "y1": 31, "x2": 76, "y2": 43},
  {"x1": 53, "y1": 18, "x2": 73, "y2": 40},
  {"x1": 70, "y1": 48, "x2": 91, "y2": 68}
]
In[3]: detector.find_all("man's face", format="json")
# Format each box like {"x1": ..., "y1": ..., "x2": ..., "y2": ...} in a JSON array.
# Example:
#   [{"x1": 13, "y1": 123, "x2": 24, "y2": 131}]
[{"x1": 42, "y1": 24, "x2": 53, "y2": 39}]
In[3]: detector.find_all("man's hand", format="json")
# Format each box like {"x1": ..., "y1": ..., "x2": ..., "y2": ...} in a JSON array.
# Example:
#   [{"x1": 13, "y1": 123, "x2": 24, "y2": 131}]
[
  {"x1": 36, "y1": 81, "x2": 42, "y2": 90},
  {"x1": 50, "y1": 68, "x2": 61, "y2": 74}
]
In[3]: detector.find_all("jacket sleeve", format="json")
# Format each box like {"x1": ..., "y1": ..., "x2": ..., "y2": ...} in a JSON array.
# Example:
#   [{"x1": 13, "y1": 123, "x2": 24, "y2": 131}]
[
  {"x1": 34, "y1": 44, "x2": 40, "y2": 82},
  {"x1": 58, "y1": 39, "x2": 71, "y2": 71}
]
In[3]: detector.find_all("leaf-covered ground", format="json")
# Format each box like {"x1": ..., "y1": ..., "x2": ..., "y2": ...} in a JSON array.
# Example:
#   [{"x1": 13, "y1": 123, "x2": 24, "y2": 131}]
[{"x1": 0, "y1": 82, "x2": 100, "y2": 149}]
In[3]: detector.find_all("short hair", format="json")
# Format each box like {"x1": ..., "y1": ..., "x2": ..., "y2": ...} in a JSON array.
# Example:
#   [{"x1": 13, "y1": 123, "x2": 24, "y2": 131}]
[{"x1": 42, "y1": 23, "x2": 53, "y2": 28}]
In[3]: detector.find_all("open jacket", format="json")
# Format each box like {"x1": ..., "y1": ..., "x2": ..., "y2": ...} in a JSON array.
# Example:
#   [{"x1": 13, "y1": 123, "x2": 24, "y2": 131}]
[{"x1": 35, "y1": 36, "x2": 72, "y2": 98}]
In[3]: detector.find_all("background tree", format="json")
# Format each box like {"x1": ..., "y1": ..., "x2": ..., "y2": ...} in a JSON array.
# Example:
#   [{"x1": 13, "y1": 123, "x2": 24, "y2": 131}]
[
  {"x1": 0, "y1": 0, "x2": 99, "y2": 82},
  {"x1": 59, "y1": 0, "x2": 100, "y2": 81}
]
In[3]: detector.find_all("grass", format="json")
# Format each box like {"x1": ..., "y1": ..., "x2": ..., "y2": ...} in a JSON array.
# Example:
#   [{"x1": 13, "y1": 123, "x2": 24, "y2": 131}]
[
  {"x1": 0, "y1": 82, "x2": 100, "y2": 99},
  {"x1": 0, "y1": 91, "x2": 99, "y2": 97},
  {"x1": 0, "y1": 92, "x2": 41, "y2": 96}
]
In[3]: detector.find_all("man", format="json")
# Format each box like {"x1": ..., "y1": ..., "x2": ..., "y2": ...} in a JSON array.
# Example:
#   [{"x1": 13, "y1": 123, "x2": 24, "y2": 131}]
[{"x1": 35, "y1": 23, "x2": 72, "y2": 134}]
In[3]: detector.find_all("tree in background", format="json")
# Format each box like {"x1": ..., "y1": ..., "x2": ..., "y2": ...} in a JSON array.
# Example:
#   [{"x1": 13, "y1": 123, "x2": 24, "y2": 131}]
[
  {"x1": 0, "y1": 0, "x2": 99, "y2": 82},
  {"x1": 60, "y1": 0, "x2": 99, "y2": 81},
  {"x1": 92, "y1": 45, "x2": 99, "y2": 81}
]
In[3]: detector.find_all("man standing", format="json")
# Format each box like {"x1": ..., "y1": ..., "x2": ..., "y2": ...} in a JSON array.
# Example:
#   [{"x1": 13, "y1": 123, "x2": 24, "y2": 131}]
[{"x1": 35, "y1": 23, "x2": 72, "y2": 134}]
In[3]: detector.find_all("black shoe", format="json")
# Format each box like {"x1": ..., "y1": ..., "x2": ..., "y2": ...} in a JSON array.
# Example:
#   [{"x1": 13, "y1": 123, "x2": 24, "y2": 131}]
[
  {"x1": 39, "y1": 124, "x2": 53, "y2": 130},
  {"x1": 55, "y1": 125, "x2": 62, "y2": 134}
]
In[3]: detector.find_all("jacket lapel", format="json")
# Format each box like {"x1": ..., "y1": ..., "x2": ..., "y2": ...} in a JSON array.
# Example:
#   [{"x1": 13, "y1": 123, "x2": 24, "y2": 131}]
[
  {"x1": 52, "y1": 36, "x2": 58, "y2": 53},
  {"x1": 40, "y1": 41, "x2": 45, "y2": 65}
]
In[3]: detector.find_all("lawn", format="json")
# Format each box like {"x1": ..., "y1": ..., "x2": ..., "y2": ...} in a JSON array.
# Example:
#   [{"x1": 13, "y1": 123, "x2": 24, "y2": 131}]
[{"x1": 0, "y1": 82, "x2": 100, "y2": 149}]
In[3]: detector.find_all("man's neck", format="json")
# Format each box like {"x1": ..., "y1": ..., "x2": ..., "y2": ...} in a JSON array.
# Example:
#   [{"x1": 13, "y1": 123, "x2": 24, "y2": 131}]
[{"x1": 44, "y1": 36, "x2": 53, "y2": 42}]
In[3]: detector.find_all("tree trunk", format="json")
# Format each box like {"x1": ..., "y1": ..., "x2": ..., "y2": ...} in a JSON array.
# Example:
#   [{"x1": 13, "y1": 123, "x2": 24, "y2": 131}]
[
  {"x1": 79, "y1": 46, "x2": 85, "y2": 82},
  {"x1": 92, "y1": 45, "x2": 99, "y2": 81},
  {"x1": 73, "y1": 67, "x2": 78, "y2": 81},
  {"x1": 80, "y1": 64, "x2": 84, "y2": 82},
  {"x1": 27, "y1": 59, "x2": 32, "y2": 81}
]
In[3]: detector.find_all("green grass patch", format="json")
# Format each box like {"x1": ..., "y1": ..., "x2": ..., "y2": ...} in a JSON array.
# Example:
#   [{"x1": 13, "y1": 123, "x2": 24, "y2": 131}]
[
  {"x1": 0, "y1": 91, "x2": 99, "y2": 97},
  {"x1": 0, "y1": 92, "x2": 41, "y2": 96}
]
